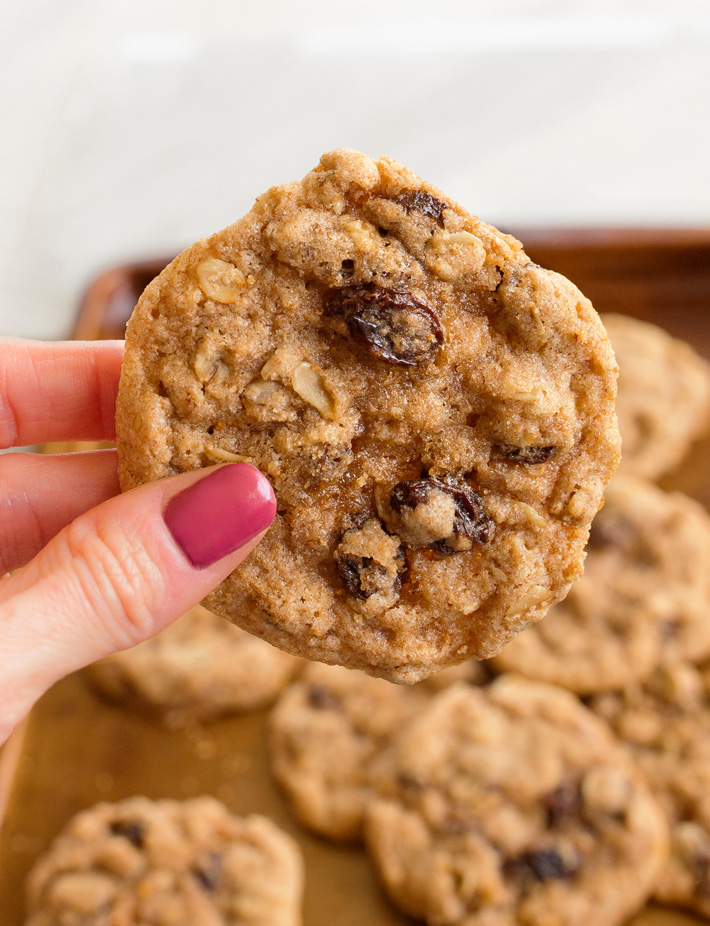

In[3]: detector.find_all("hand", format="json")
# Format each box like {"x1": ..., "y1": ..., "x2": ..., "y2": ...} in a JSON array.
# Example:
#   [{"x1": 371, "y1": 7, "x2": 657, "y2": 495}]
[{"x1": 0, "y1": 339, "x2": 276, "y2": 745}]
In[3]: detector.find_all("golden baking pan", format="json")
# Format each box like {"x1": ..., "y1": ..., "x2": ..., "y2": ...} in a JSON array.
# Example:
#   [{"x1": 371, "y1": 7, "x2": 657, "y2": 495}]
[{"x1": 1, "y1": 229, "x2": 709, "y2": 924}]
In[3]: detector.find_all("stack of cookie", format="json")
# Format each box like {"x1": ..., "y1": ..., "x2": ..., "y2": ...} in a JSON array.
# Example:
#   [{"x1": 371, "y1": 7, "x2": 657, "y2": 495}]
[{"x1": 269, "y1": 314, "x2": 710, "y2": 925}]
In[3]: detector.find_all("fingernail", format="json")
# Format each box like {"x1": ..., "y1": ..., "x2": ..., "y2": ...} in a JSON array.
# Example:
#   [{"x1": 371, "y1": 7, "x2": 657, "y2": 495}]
[{"x1": 164, "y1": 464, "x2": 276, "y2": 568}]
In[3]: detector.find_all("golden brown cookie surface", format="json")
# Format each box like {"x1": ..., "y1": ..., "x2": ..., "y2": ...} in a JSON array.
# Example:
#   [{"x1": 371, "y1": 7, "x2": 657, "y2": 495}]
[
  {"x1": 592, "y1": 662, "x2": 710, "y2": 917},
  {"x1": 117, "y1": 149, "x2": 620, "y2": 681},
  {"x1": 603, "y1": 313, "x2": 710, "y2": 480},
  {"x1": 269, "y1": 663, "x2": 427, "y2": 841},
  {"x1": 365, "y1": 678, "x2": 668, "y2": 926},
  {"x1": 493, "y1": 477, "x2": 710, "y2": 693},
  {"x1": 269, "y1": 660, "x2": 491, "y2": 841},
  {"x1": 24, "y1": 797, "x2": 303, "y2": 926}
]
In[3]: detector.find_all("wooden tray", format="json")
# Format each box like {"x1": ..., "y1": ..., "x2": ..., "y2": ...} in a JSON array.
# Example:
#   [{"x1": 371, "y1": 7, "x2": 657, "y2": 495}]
[{"x1": 2, "y1": 229, "x2": 710, "y2": 925}]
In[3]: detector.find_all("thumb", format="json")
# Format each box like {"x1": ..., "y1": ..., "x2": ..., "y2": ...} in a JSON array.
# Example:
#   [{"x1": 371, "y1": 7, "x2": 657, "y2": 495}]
[{"x1": 0, "y1": 463, "x2": 275, "y2": 741}]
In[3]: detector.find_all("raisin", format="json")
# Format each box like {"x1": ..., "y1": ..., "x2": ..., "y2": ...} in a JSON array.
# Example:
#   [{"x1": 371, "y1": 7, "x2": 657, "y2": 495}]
[
  {"x1": 109, "y1": 820, "x2": 145, "y2": 849},
  {"x1": 504, "y1": 847, "x2": 578, "y2": 884},
  {"x1": 587, "y1": 520, "x2": 608, "y2": 549},
  {"x1": 336, "y1": 554, "x2": 373, "y2": 601},
  {"x1": 393, "y1": 190, "x2": 447, "y2": 226},
  {"x1": 326, "y1": 285, "x2": 444, "y2": 366},
  {"x1": 661, "y1": 619, "x2": 680, "y2": 640},
  {"x1": 334, "y1": 519, "x2": 407, "y2": 606},
  {"x1": 193, "y1": 852, "x2": 222, "y2": 891},
  {"x1": 390, "y1": 480, "x2": 431, "y2": 513},
  {"x1": 386, "y1": 474, "x2": 493, "y2": 554},
  {"x1": 442, "y1": 813, "x2": 477, "y2": 835},
  {"x1": 587, "y1": 512, "x2": 634, "y2": 552},
  {"x1": 497, "y1": 445, "x2": 557, "y2": 465},
  {"x1": 544, "y1": 783, "x2": 580, "y2": 828},
  {"x1": 335, "y1": 550, "x2": 406, "y2": 601},
  {"x1": 692, "y1": 851, "x2": 710, "y2": 898},
  {"x1": 397, "y1": 772, "x2": 427, "y2": 792},
  {"x1": 587, "y1": 516, "x2": 622, "y2": 550},
  {"x1": 307, "y1": 685, "x2": 341, "y2": 711}
]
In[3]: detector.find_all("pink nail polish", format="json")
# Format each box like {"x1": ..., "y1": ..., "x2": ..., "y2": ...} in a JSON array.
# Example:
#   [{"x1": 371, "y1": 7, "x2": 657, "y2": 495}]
[{"x1": 164, "y1": 464, "x2": 276, "y2": 568}]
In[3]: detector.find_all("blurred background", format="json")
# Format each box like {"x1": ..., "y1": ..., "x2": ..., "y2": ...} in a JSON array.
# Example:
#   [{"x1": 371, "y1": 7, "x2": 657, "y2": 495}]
[{"x1": 1, "y1": 0, "x2": 709, "y2": 340}]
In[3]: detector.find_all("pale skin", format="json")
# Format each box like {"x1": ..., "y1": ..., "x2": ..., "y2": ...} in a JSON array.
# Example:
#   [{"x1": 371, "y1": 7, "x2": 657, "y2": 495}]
[{"x1": 0, "y1": 339, "x2": 274, "y2": 745}]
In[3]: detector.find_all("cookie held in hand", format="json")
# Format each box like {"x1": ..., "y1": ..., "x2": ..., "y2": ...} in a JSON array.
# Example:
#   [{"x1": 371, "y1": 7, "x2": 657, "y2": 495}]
[{"x1": 117, "y1": 149, "x2": 620, "y2": 682}]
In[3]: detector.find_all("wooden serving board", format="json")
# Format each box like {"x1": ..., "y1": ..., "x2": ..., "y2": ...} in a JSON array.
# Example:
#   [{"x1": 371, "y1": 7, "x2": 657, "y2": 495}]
[{"x1": 1, "y1": 229, "x2": 710, "y2": 924}]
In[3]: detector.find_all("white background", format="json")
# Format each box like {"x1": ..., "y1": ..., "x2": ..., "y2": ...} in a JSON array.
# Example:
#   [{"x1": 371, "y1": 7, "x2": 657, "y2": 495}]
[{"x1": 1, "y1": 0, "x2": 709, "y2": 340}]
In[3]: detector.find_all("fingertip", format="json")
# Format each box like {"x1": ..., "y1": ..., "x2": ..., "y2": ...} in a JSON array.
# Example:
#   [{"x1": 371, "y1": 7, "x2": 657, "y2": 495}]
[{"x1": 163, "y1": 464, "x2": 277, "y2": 570}]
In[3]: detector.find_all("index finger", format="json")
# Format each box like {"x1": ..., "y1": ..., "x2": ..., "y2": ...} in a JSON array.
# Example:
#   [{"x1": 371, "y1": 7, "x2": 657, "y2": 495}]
[{"x1": 0, "y1": 339, "x2": 124, "y2": 449}]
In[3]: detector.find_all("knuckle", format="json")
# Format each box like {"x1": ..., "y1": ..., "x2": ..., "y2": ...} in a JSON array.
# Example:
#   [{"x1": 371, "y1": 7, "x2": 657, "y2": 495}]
[{"x1": 62, "y1": 516, "x2": 165, "y2": 647}]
